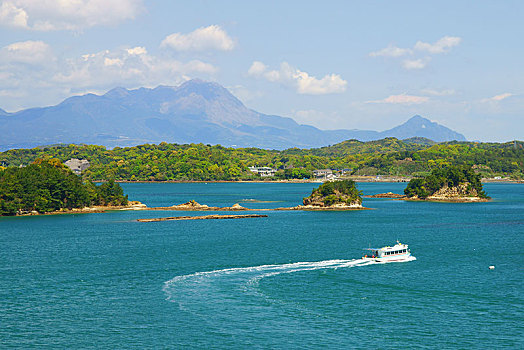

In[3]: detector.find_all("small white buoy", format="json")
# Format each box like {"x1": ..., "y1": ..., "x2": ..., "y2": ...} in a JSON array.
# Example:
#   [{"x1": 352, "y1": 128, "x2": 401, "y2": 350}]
[{"x1": 489, "y1": 265, "x2": 495, "y2": 270}]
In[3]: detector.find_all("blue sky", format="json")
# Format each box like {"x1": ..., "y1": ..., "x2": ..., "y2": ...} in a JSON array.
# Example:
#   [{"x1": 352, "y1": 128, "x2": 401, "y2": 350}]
[{"x1": 0, "y1": 0, "x2": 522, "y2": 141}]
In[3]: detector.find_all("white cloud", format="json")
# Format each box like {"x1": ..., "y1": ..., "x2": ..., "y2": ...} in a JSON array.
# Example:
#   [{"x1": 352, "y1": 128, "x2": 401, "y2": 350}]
[
  {"x1": 414, "y1": 36, "x2": 462, "y2": 54},
  {"x1": 104, "y1": 57, "x2": 123, "y2": 67},
  {"x1": 126, "y1": 46, "x2": 147, "y2": 55},
  {"x1": 53, "y1": 47, "x2": 217, "y2": 89},
  {"x1": 490, "y1": 93, "x2": 513, "y2": 101},
  {"x1": 247, "y1": 61, "x2": 267, "y2": 76},
  {"x1": 370, "y1": 36, "x2": 461, "y2": 70},
  {"x1": 369, "y1": 45, "x2": 412, "y2": 57},
  {"x1": 402, "y1": 58, "x2": 429, "y2": 70},
  {"x1": 248, "y1": 61, "x2": 347, "y2": 95},
  {"x1": 0, "y1": 1, "x2": 28, "y2": 28},
  {"x1": 161, "y1": 25, "x2": 235, "y2": 52},
  {"x1": 0, "y1": 0, "x2": 143, "y2": 31},
  {"x1": 366, "y1": 94, "x2": 429, "y2": 104},
  {"x1": 0, "y1": 41, "x2": 219, "y2": 110},
  {"x1": 421, "y1": 88, "x2": 455, "y2": 96},
  {"x1": 481, "y1": 92, "x2": 514, "y2": 103},
  {"x1": 1, "y1": 40, "x2": 53, "y2": 64}
]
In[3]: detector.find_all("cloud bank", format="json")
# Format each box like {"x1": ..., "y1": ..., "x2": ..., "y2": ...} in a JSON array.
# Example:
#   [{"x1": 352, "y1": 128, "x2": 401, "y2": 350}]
[
  {"x1": 0, "y1": 0, "x2": 142, "y2": 30},
  {"x1": 248, "y1": 61, "x2": 347, "y2": 95},
  {"x1": 370, "y1": 36, "x2": 462, "y2": 70},
  {"x1": 0, "y1": 39, "x2": 217, "y2": 110}
]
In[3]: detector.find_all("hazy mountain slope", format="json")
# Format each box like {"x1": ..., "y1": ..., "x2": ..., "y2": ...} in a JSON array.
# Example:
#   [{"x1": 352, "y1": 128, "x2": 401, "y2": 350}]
[
  {"x1": 380, "y1": 115, "x2": 466, "y2": 141},
  {"x1": 0, "y1": 80, "x2": 466, "y2": 150}
]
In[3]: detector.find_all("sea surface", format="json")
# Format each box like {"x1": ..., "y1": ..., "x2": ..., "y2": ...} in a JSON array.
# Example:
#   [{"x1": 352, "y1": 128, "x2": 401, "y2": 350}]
[{"x1": 1, "y1": 182, "x2": 523, "y2": 349}]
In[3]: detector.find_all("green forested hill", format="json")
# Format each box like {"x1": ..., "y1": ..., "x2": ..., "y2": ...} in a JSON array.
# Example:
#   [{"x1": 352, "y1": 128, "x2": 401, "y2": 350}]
[
  {"x1": 0, "y1": 139, "x2": 522, "y2": 181},
  {"x1": 0, "y1": 158, "x2": 128, "y2": 215}
]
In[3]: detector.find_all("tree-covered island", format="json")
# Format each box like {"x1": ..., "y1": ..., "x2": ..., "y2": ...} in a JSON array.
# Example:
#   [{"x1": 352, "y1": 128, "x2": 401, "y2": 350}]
[
  {"x1": 303, "y1": 180, "x2": 363, "y2": 209},
  {"x1": 404, "y1": 165, "x2": 490, "y2": 202},
  {"x1": 0, "y1": 158, "x2": 128, "y2": 216}
]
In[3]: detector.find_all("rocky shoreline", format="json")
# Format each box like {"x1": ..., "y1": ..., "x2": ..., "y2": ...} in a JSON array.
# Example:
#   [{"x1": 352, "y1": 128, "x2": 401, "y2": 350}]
[
  {"x1": 403, "y1": 196, "x2": 490, "y2": 203},
  {"x1": 141, "y1": 200, "x2": 369, "y2": 211}
]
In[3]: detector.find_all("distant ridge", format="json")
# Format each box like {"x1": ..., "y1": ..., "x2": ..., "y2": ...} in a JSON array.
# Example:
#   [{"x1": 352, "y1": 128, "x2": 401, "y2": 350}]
[
  {"x1": 0, "y1": 79, "x2": 466, "y2": 150},
  {"x1": 380, "y1": 115, "x2": 465, "y2": 142}
]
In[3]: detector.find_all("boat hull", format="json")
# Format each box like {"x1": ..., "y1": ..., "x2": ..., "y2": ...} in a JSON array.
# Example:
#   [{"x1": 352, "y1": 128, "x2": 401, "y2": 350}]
[{"x1": 362, "y1": 256, "x2": 416, "y2": 263}]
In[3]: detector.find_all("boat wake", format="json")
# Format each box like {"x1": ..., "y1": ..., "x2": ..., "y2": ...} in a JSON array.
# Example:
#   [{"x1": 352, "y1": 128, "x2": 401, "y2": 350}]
[
  {"x1": 165, "y1": 257, "x2": 414, "y2": 304},
  {"x1": 162, "y1": 257, "x2": 416, "y2": 335}
]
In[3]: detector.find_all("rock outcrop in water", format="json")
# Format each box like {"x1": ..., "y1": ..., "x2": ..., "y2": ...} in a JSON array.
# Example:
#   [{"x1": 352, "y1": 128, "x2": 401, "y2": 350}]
[{"x1": 166, "y1": 200, "x2": 248, "y2": 211}]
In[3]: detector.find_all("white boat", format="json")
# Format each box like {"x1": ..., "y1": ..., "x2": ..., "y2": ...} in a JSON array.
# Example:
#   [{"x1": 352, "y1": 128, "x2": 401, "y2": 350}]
[{"x1": 362, "y1": 241, "x2": 416, "y2": 262}]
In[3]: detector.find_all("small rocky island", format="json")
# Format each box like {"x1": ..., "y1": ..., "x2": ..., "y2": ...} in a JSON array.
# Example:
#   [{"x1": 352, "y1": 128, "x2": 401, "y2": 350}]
[
  {"x1": 404, "y1": 165, "x2": 490, "y2": 202},
  {"x1": 302, "y1": 180, "x2": 365, "y2": 209}
]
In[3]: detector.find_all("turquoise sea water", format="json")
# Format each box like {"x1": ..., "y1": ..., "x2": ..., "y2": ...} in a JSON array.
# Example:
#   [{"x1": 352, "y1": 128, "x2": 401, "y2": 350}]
[{"x1": 1, "y1": 182, "x2": 523, "y2": 349}]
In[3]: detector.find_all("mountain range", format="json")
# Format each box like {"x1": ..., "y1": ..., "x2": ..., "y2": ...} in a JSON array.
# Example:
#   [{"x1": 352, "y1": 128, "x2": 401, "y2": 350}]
[{"x1": 0, "y1": 79, "x2": 466, "y2": 151}]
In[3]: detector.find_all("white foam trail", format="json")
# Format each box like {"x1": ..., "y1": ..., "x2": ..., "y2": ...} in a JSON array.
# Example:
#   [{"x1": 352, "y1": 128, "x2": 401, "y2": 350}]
[
  {"x1": 162, "y1": 257, "x2": 416, "y2": 334},
  {"x1": 163, "y1": 257, "x2": 416, "y2": 303}
]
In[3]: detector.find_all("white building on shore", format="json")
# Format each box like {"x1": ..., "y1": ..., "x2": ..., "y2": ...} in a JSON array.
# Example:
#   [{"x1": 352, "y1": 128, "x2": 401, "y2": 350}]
[
  {"x1": 65, "y1": 158, "x2": 90, "y2": 175},
  {"x1": 248, "y1": 166, "x2": 277, "y2": 177}
]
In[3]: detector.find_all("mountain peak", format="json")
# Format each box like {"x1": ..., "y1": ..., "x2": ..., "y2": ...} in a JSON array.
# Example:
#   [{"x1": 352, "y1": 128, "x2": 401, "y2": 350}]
[
  {"x1": 382, "y1": 115, "x2": 466, "y2": 142},
  {"x1": 104, "y1": 87, "x2": 130, "y2": 99},
  {"x1": 408, "y1": 114, "x2": 426, "y2": 121},
  {"x1": 178, "y1": 79, "x2": 227, "y2": 91},
  {"x1": 176, "y1": 79, "x2": 242, "y2": 105}
]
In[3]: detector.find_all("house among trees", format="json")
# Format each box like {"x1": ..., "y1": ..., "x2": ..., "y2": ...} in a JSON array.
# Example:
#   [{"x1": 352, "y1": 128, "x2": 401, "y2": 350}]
[
  {"x1": 65, "y1": 158, "x2": 90, "y2": 175},
  {"x1": 313, "y1": 169, "x2": 335, "y2": 180},
  {"x1": 248, "y1": 166, "x2": 276, "y2": 177}
]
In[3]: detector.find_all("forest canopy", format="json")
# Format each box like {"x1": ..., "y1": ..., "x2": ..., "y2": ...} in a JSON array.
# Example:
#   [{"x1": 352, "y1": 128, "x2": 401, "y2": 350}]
[
  {"x1": 0, "y1": 138, "x2": 522, "y2": 181},
  {"x1": 0, "y1": 158, "x2": 128, "y2": 216},
  {"x1": 304, "y1": 180, "x2": 363, "y2": 206},
  {"x1": 404, "y1": 165, "x2": 488, "y2": 199}
]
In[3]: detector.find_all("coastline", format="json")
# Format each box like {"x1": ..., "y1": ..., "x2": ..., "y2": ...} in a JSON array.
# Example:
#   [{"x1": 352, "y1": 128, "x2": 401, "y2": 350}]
[
  {"x1": 399, "y1": 197, "x2": 491, "y2": 203},
  {"x1": 114, "y1": 176, "x2": 523, "y2": 184},
  {"x1": 5, "y1": 200, "x2": 370, "y2": 218},
  {"x1": 8, "y1": 201, "x2": 147, "y2": 217}
]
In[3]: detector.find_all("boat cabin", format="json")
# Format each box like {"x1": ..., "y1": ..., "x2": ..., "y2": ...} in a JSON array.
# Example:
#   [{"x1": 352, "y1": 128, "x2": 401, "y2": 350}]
[{"x1": 363, "y1": 241, "x2": 411, "y2": 259}]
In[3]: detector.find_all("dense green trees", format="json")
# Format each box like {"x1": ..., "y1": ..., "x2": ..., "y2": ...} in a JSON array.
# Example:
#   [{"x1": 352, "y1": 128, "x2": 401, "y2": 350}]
[
  {"x1": 305, "y1": 180, "x2": 363, "y2": 206},
  {"x1": 404, "y1": 165, "x2": 488, "y2": 199},
  {"x1": 0, "y1": 159, "x2": 128, "y2": 216},
  {"x1": 0, "y1": 139, "x2": 522, "y2": 181}
]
